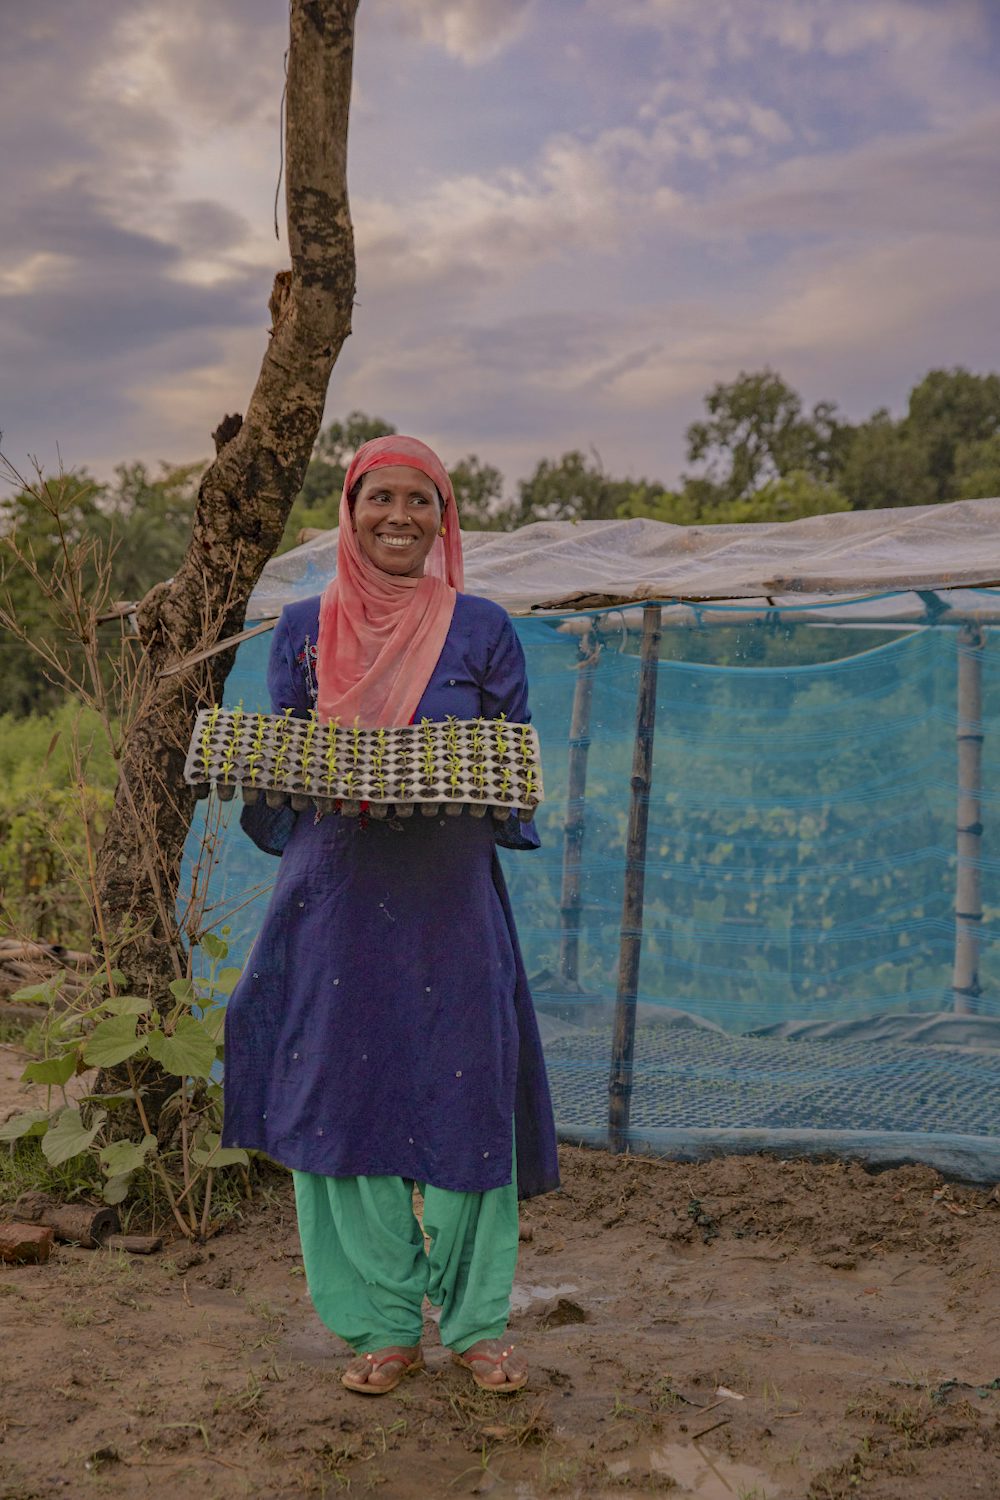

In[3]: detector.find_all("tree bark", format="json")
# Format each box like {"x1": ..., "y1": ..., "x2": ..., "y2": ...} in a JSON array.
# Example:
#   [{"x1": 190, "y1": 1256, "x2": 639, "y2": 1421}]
[{"x1": 93, "y1": 1, "x2": 359, "y2": 1016}]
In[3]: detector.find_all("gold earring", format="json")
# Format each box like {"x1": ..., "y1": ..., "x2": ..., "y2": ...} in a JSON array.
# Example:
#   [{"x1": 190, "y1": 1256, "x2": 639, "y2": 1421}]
[{"x1": 439, "y1": 523, "x2": 447, "y2": 537}]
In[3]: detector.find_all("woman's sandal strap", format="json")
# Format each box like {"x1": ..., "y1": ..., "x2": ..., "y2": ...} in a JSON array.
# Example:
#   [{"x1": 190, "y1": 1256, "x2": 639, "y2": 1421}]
[
  {"x1": 364, "y1": 1349, "x2": 419, "y2": 1371},
  {"x1": 460, "y1": 1344, "x2": 515, "y2": 1367}
]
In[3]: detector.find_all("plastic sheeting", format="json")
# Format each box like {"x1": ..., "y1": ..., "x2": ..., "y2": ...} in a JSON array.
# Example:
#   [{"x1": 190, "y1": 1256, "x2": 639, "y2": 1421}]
[{"x1": 247, "y1": 497, "x2": 1000, "y2": 619}]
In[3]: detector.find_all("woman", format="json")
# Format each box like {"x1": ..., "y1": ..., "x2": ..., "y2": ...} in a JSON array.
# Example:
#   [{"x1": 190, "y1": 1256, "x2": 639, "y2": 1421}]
[{"x1": 222, "y1": 435, "x2": 560, "y2": 1396}]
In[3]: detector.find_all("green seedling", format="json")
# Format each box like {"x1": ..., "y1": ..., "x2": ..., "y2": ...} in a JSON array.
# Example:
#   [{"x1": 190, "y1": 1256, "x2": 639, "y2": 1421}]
[
  {"x1": 420, "y1": 718, "x2": 436, "y2": 782},
  {"x1": 247, "y1": 713, "x2": 266, "y2": 785},
  {"x1": 323, "y1": 717, "x2": 340, "y2": 793},
  {"x1": 272, "y1": 707, "x2": 294, "y2": 787},
  {"x1": 470, "y1": 716, "x2": 486, "y2": 759},
  {"x1": 493, "y1": 711, "x2": 509, "y2": 757},
  {"x1": 199, "y1": 703, "x2": 222, "y2": 776},
  {"x1": 518, "y1": 723, "x2": 533, "y2": 763},
  {"x1": 351, "y1": 716, "x2": 362, "y2": 766},
  {"x1": 371, "y1": 727, "x2": 387, "y2": 789},
  {"x1": 220, "y1": 703, "x2": 244, "y2": 781},
  {"x1": 300, "y1": 709, "x2": 318, "y2": 788}
]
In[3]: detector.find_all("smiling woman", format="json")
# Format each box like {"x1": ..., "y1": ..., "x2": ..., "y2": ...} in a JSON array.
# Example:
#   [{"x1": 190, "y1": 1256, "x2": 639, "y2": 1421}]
[
  {"x1": 221, "y1": 435, "x2": 559, "y2": 1397},
  {"x1": 351, "y1": 465, "x2": 445, "y2": 577}
]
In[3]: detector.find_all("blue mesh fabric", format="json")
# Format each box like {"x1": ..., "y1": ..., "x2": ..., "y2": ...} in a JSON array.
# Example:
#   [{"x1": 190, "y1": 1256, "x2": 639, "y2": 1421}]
[{"x1": 186, "y1": 590, "x2": 1000, "y2": 1179}]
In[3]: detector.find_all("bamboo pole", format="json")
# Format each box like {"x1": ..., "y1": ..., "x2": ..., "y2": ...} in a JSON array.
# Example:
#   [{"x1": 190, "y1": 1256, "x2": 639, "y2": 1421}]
[
  {"x1": 557, "y1": 625, "x2": 601, "y2": 990},
  {"x1": 608, "y1": 603, "x2": 662, "y2": 1153},
  {"x1": 952, "y1": 623, "x2": 985, "y2": 1015}
]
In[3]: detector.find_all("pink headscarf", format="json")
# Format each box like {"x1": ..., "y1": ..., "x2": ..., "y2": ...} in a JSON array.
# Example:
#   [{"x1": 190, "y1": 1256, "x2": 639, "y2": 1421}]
[{"x1": 315, "y1": 436, "x2": 465, "y2": 727}]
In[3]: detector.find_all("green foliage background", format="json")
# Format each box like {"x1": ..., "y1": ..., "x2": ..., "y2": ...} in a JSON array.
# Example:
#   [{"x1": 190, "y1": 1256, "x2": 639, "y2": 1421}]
[{"x1": 0, "y1": 703, "x2": 116, "y2": 945}]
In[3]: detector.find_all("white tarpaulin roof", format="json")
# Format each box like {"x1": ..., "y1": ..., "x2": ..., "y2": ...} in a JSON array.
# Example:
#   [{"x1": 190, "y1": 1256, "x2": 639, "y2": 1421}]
[{"x1": 247, "y1": 496, "x2": 1000, "y2": 619}]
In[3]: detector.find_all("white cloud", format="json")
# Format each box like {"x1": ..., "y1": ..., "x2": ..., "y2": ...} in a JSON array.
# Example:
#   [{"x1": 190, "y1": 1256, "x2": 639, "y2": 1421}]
[
  {"x1": 352, "y1": 85, "x2": 799, "y2": 299},
  {"x1": 603, "y1": 0, "x2": 986, "y2": 59},
  {"x1": 600, "y1": 231, "x2": 1000, "y2": 418},
  {"x1": 371, "y1": 0, "x2": 534, "y2": 64},
  {"x1": 696, "y1": 109, "x2": 1000, "y2": 239}
]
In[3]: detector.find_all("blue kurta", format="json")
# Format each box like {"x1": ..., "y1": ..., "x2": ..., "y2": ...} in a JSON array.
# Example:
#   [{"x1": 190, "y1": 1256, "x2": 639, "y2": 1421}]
[{"x1": 221, "y1": 592, "x2": 560, "y2": 1199}]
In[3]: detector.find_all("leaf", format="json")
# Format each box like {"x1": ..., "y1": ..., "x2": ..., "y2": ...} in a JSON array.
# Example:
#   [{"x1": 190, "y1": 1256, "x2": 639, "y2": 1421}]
[
  {"x1": 145, "y1": 1016, "x2": 218, "y2": 1079},
  {"x1": 102, "y1": 1172, "x2": 133, "y2": 1205},
  {"x1": 191, "y1": 1144, "x2": 249, "y2": 1169},
  {"x1": 199, "y1": 1005, "x2": 226, "y2": 1041},
  {"x1": 169, "y1": 978, "x2": 195, "y2": 1004},
  {"x1": 200, "y1": 932, "x2": 229, "y2": 962},
  {"x1": 103, "y1": 994, "x2": 152, "y2": 1017},
  {"x1": 100, "y1": 1134, "x2": 158, "y2": 1177},
  {"x1": 46, "y1": 1012, "x2": 88, "y2": 1042},
  {"x1": 41, "y1": 1107, "x2": 106, "y2": 1166},
  {"x1": 190, "y1": 1132, "x2": 248, "y2": 1169},
  {"x1": 109, "y1": 969, "x2": 127, "y2": 988},
  {"x1": 20, "y1": 1052, "x2": 79, "y2": 1086},
  {"x1": 82, "y1": 1015, "x2": 145, "y2": 1068},
  {"x1": 211, "y1": 966, "x2": 242, "y2": 997},
  {"x1": 10, "y1": 977, "x2": 64, "y2": 1005},
  {"x1": 0, "y1": 1108, "x2": 51, "y2": 1142}
]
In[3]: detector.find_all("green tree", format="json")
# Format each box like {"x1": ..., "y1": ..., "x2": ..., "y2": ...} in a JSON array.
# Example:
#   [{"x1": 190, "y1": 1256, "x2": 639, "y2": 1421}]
[
  {"x1": 509, "y1": 449, "x2": 670, "y2": 526},
  {"x1": 838, "y1": 410, "x2": 936, "y2": 510},
  {"x1": 0, "y1": 463, "x2": 201, "y2": 715},
  {"x1": 276, "y1": 411, "x2": 396, "y2": 552},
  {"x1": 906, "y1": 367, "x2": 1000, "y2": 500},
  {"x1": 682, "y1": 369, "x2": 850, "y2": 507},
  {"x1": 842, "y1": 368, "x2": 1000, "y2": 509},
  {"x1": 711, "y1": 469, "x2": 851, "y2": 523},
  {"x1": 93, "y1": 461, "x2": 201, "y2": 599},
  {"x1": 448, "y1": 455, "x2": 509, "y2": 530},
  {"x1": 1, "y1": 472, "x2": 105, "y2": 715},
  {"x1": 616, "y1": 483, "x2": 700, "y2": 524},
  {"x1": 952, "y1": 432, "x2": 1000, "y2": 500}
]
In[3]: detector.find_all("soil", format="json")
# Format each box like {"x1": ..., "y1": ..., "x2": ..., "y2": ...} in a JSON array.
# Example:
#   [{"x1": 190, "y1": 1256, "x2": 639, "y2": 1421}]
[{"x1": 1, "y1": 1041, "x2": 999, "y2": 1499}]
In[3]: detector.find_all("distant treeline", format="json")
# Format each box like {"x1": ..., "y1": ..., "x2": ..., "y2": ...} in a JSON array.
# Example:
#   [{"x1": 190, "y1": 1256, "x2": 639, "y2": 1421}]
[{"x1": 1, "y1": 366, "x2": 998, "y2": 716}]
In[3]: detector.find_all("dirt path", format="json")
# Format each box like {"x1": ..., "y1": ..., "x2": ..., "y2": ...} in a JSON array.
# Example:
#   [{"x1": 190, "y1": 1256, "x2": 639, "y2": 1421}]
[{"x1": 2, "y1": 1137, "x2": 999, "y2": 1498}]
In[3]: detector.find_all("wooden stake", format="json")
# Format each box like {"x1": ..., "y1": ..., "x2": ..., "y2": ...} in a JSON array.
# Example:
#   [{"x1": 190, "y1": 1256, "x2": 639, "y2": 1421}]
[
  {"x1": 557, "y1": 624, "x2": 601, "y2": 989},
  {"x1": 953, "y1": 623, "x2": 985, "y2": 1015},
  {"x1": 608, "y1": 604, "x2": 661, "y2": 1152}
]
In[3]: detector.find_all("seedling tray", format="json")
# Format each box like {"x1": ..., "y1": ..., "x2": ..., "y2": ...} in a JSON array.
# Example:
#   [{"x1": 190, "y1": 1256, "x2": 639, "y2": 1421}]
[{"x1": 184, "y1": 707, "x2": 544, "y2": 821}]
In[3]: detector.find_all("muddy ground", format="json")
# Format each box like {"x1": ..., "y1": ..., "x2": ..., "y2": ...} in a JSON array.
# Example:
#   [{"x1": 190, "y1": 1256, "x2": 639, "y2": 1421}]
[{"x1": 1, "y1": 1053, "x2": 999, "y2": 1500}]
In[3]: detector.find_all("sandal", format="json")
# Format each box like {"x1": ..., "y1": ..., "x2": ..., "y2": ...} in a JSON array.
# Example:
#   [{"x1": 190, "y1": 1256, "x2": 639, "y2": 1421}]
[
  {"x1": 341, "y1": 1345, "x2": 423, "y2": 1395},
  {"x1": 452, "y1": 1339, "x2": 528, "y2": 1394}
]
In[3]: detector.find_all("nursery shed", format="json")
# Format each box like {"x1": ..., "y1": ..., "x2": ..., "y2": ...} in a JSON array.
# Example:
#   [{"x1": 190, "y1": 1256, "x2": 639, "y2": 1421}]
[{"x1": 188, "y1": 497, "x2": 1000, "y2": 1181}]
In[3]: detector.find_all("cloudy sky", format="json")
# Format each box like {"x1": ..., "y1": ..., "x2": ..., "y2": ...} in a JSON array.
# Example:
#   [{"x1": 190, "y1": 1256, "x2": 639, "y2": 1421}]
[{"x1": 2, "y1": 0, "x2": 999, "y2": 492}]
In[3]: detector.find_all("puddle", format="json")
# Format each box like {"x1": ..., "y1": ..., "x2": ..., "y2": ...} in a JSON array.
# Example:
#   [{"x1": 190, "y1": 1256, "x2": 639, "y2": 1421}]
[
  {"x1": 509, "y1": 1281, "x2": 579, "y2": 1314},
  {"x1": 607, "y1": 1442, "x2": 779, "y2": 1498}
]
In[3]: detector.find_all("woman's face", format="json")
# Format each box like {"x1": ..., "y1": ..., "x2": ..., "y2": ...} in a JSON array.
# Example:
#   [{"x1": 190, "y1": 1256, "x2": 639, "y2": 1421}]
[{"x1": 352, "y1": 465, "x2": 442, "y2": 578}]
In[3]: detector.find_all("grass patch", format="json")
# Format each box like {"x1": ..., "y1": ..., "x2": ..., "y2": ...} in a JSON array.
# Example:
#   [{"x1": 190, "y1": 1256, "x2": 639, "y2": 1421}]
[{"x1": 0, "y1": 1134, "x2": 105, "y2": 1207}]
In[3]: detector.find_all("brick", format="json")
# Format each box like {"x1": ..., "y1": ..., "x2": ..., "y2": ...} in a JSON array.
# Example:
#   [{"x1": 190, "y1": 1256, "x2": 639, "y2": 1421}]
[{"x1": 0, "y1": 1221, "x2": 55, "y2": 1264}]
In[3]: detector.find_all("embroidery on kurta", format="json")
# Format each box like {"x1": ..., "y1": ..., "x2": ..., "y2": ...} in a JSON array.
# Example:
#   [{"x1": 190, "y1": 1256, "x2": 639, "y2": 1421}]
[{"x1": 295, "y1": 635, "x2": 319, "y2": 703}]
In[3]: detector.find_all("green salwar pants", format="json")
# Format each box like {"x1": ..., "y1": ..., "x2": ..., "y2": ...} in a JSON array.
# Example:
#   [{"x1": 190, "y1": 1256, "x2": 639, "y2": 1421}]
[{"x1": 292, "y1": 1169, "x2": 519, "y2": 1355}]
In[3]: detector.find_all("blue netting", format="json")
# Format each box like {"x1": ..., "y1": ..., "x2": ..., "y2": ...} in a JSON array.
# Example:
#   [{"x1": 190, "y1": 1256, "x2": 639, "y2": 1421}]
[{"x1": 186, "y1": 591, "x2": 1000, "y2": 1180}]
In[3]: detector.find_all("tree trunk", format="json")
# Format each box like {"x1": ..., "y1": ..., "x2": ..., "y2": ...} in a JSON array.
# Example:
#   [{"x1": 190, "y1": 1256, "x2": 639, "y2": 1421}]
[{"x1": 93, "y1": 0, "x2": 359, "y2": 1032}]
